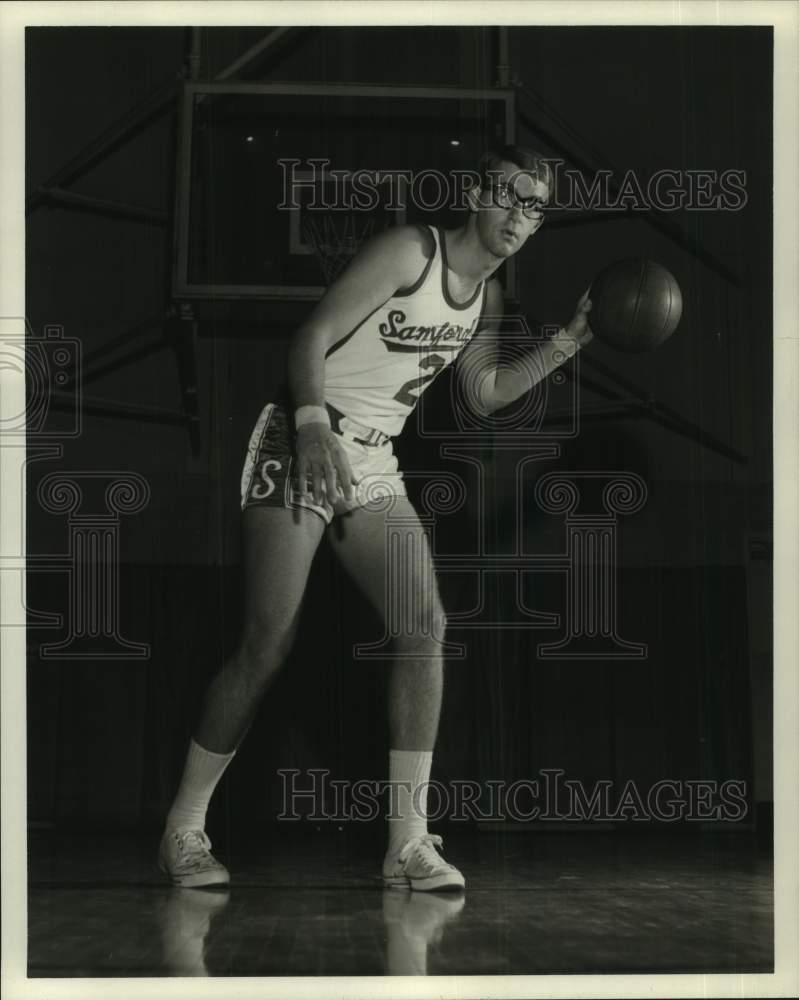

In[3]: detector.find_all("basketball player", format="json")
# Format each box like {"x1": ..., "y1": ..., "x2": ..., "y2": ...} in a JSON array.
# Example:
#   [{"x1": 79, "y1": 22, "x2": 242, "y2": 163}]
[{"x1": 159, "y1": 145, "x2": 593, "y2": 892}]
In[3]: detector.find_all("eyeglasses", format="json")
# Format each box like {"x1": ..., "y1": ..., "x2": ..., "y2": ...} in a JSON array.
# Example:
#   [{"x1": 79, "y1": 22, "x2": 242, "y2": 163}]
[{"x1": 488, "y1": 183, "x2": 547, "y2": 222}]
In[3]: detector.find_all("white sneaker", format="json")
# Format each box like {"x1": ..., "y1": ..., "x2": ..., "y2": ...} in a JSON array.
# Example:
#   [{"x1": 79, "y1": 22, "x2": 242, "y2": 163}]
[
  {"x1": 383, "y1": 834, "x2": 465, "y2": 892},
  {"x1": 158, "y1": 828, "x2": 230, "y2": 888}
]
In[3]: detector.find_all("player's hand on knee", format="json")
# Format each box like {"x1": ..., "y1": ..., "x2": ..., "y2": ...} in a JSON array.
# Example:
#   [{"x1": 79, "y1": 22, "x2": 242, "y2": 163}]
[{"x1": 296, "y1": 424, "x2": 358, "y2": 505}]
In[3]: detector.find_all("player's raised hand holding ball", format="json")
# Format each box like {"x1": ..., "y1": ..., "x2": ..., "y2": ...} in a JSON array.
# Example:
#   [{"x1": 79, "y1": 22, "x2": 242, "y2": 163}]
[{"x1": 564, "y1": 288, "x2": 595, "y2": 347}]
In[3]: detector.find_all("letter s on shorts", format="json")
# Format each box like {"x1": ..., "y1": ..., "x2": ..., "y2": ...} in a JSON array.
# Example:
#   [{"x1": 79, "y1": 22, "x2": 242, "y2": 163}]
[{"x1": 252, "y1": 459, "x2": 282, "y2": 500}]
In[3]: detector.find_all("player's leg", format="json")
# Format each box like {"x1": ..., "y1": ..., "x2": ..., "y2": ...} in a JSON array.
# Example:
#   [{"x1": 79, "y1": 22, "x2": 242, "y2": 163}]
[
  {"x1": 327, "y1": 495, "x2": 445, "y2": 746},
  {"x1": 195, "y1": 504, "x2": 327, "y2": 753},
  {"x1": 160, "y1": 401, "x2": 330, "y2": 887},
  {"x1": 327, "y1": 496, "x2": 464, "y2": 891},
  {"x1": 160, "y1": 505, "x2": 326, "y2": 887}
]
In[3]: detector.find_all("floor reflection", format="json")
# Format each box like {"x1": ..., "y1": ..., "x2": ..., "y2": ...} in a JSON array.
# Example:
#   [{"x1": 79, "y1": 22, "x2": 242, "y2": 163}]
[
  {"x1": 159, "y1": 887, "x2": 230, "y2": 976},
  {"x1": 382, "y1": 889, "x2": 465, "y2": 975}
]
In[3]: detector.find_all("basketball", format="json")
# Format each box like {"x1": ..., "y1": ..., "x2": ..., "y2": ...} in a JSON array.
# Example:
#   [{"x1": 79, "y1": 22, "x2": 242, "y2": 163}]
[{"x1": 589, "y1": 259, "x2": 683, "y2": 353}]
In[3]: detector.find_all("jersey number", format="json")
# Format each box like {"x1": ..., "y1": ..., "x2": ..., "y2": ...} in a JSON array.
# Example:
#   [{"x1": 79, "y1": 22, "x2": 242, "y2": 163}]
[{"x1": 393, "y1": 354, "x2": 447, "y2": 408}]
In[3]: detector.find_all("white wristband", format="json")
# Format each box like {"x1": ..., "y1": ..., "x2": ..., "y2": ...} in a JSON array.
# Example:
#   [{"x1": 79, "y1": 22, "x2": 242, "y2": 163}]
[{"x1": 295, "y1": 404, "x2": 330, "y2": 429}]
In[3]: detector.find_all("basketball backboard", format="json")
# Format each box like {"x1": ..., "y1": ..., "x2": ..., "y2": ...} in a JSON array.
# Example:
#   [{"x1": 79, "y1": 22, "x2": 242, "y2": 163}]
[{"x1": 173, "y1": 82, "x2": 516, "y2": 302}]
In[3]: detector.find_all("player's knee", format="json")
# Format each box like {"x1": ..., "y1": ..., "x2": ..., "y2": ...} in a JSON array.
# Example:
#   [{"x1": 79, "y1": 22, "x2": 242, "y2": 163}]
[
  {"x1": 236, "y1": 624, "x2": 293, "y2": 686},
  {"x1": 393, "y1": 598, "x2": 448, "y2": 650}
]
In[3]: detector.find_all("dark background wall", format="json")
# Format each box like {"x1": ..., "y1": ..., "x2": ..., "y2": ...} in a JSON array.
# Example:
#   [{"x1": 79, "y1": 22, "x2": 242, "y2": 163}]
[{"x1": 25, "y1": 26, "x2": 772, "y2": 836}]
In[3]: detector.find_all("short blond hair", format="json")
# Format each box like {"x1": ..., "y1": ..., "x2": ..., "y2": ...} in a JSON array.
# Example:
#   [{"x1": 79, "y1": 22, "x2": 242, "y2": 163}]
[{"x1": 479, "y1": 145, "x2": 553, "y2": 192}]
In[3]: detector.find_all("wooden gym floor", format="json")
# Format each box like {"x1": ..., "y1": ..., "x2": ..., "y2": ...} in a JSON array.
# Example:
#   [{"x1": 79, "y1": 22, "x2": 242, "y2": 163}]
[{"x1": 27, "y1": 828, "x2": 772, "y2": 977}]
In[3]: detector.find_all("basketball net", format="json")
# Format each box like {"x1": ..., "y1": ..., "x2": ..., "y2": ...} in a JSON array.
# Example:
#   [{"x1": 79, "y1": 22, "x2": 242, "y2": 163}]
[{"x1": 302, "y1": 212, "x2": 379, "y2": 285}]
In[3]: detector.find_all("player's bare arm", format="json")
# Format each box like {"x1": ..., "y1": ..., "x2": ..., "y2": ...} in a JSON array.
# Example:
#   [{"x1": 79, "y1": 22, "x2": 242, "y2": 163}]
[
  {"x1": 458, "y1": 279, "x2": 594, "y2": 416},
  {"x1": 287, "y1": 226, "x2": 431, "y2": 505}
]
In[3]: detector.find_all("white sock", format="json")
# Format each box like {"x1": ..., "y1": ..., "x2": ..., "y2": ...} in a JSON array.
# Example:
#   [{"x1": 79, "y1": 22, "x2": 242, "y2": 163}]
[
  {"x1": 165, "y1": 738, "x2": 236, "y2": 834},
  {"x1": 387, "y1": 749, "x2": 433, "y2": 855}
]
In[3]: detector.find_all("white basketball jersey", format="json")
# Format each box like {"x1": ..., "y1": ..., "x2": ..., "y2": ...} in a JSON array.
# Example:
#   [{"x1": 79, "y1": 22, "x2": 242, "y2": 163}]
[{"x1": 324, "y1": 226, "x2": 487, "y2": 437}]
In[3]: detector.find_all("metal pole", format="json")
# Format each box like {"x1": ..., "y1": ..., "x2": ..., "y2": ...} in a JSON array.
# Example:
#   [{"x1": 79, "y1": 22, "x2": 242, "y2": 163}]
[
  {"x1": 25, "y1": 80, "x2": 176, "y2": 216},
  {"x1": 49, "y1": 392, "x2": 188, "y2": 426},
  {"x1": 30, "y1": 187, "x2": 168, "y2": 225},
  {"x1": 79, "y1": 339, "x2": 167, "y2": 388},
  {"x1": 214, "y1": 27, "x2": 296, "y2": 81},
  {"x1": 188, "y1": 27, "x2": 203, "y2": 81},
  {"x1": 78, "y1": 315, "x2": 164, "y2": 371},
  {"x1": 580, "y1": 352, "x2": 748, "y2": 464},
  {"x1": 496, "y1": 27, "x2": 510, "y2": 88},
  {"x1": 517, "y1": 100, "x2": 742, "y2": 288}
]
